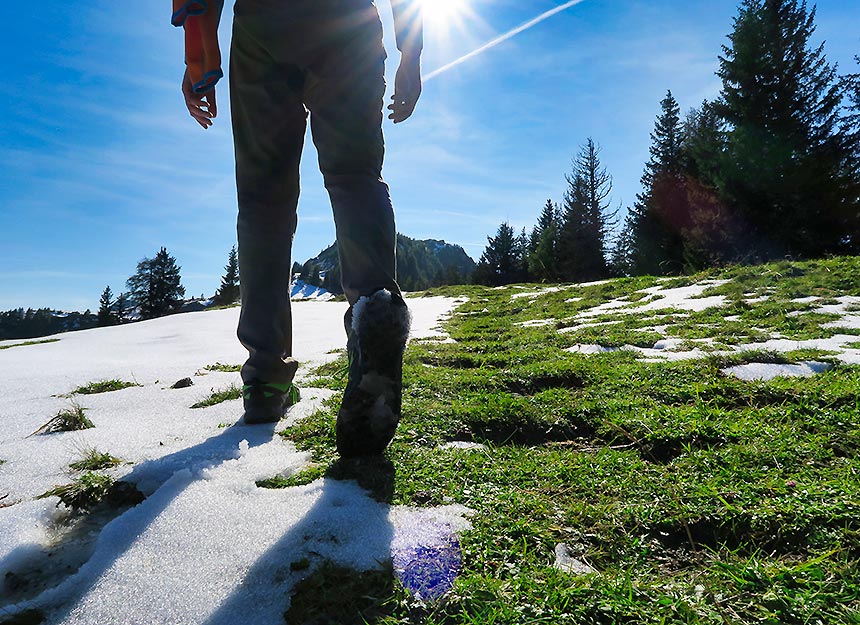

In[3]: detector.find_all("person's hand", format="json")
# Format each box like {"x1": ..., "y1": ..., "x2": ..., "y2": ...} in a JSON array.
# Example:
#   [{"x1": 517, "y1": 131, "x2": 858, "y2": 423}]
[
  {"x1": 182, "y1": 69, "x2": 217, "y2": 129},
  {"x1": 388, "y1": 52, "x2": 421, "y2": 123}
]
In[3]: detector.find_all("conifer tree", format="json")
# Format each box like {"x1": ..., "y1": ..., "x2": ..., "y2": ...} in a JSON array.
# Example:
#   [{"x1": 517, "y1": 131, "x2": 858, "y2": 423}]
[
  {"x1": 473, "y1": 222, "x2": 520, "y2": 286},
  {"x1": 322, "y1": 261, "x2": 342, "y2": 293},
  {"x1": 126, "y1": 247, "x2": 186, "y2": 320},
  {"x1": 97, "y1": 286, "x2": 116, "y2": 327},
  {"x1": 716, "y1": 0, "x2": 858, "y2": 257},
  {"x1": 528, "y1": 199, "x2": 560, "y2": 282},
  {"x1": 214, "y1": 245, "x2": 240, "y2": 306},
  {"x1": 557, "y1": 139, "x2": 615, "y2": 282},
  {"x1": 628, "y1": 90, "x2": 687, "y2": 275},
  {"x1": 608, "y1": 217, "x2": 635, "y2": 277},
  {"x1": 516, "y1": 228, "x2": 530, "y2": 282},
  {"x1": 682, "y1": 101, "x2": 725, "y2": 188},
  {"x1": 113, "y1": 292, "x2": 130, "y2": 324}
]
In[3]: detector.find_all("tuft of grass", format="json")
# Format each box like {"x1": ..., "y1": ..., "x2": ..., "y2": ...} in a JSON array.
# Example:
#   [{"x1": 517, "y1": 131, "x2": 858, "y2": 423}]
[
  {"x1": 32, "y1": 403, "x2": 94, "y2": 435},
  {"x1": 37, "y1": 472, "x2": 115, "y2": 510},
  {"x1": 191, "y1": 384, "x2": 242, "y2": 408},
  {"x1": 259, "y1": 456, "x2": 396, "y2": 503},
  {"x1": 72, "y1": 379, "x2": 141, "y2": 395},
  {"x1": 36, "y1": 472, "x2": 144, "y2": 511},
  {"x1": 706, "y1": 349, "x2": 793, "y2": 369},
  {"x1": 0, "y1": 339, "x2": 60, "y2": 351},
  {"x1": 203, "y1": 362, "x2": 242, "y2": 373},
  {"x1": 256, "y1": 465, "x2": 327, "y2": 490},
  {"x1": 69, "y1": 449, "x2": 122, "y2": 472}
]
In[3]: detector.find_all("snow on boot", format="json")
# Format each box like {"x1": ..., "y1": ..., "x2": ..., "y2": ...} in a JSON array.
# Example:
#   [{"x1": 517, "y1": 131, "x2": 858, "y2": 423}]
[{"x1": 337, "y1": 289, "x2": 411, "y2": 457}]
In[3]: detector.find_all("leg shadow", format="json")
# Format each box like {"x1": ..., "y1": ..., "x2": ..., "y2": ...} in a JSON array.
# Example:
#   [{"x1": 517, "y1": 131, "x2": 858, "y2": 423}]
[
  {"x1": 0, "y1": 421, "x2": 278, "y2": 617},
  {"x1": 202, "y1": 459, "x2": 397, "y2": 625}
]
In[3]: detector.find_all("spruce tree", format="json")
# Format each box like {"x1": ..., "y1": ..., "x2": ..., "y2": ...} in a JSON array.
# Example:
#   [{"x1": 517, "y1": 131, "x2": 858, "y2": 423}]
[
  {"x1": 716, "y1": 0, "x2": 858, "y2": 257},
  {"x1": 474, "y1": 222, "x2": 520, "y2": 286},
  {"x1": 97, "y1": 286, "x2": 116, "y2": 327},
  {"x1": 628, "y1": 91, "x2": 687, "y2": 276},
  {"x1": 322, "y1": 261, "x2": 342, "y2": 293},
  {"x1": 126, "y1": 247, "x2": 186, "y2": 320},
  {"x1": 516, "y1": 228, "x2": 530, "y2": 282},
  {"x1": 214, "y1": 245, "x2": 240, "y2": 306},
  {"x1": 528, "y1": 200, "x2": 560, "y2": 282},
  {"x1": 557, "y1": 139, "x2": 615, "y2": 282},
  {"x1": 608, "y1": 217, "x2": 635, "y2": 277},
  {"x1": 113, "y1": 292, "x2": 130, "y2": 324},
  {"x1": 843, "y1": 53, "x2": 860, "y2": 211}
]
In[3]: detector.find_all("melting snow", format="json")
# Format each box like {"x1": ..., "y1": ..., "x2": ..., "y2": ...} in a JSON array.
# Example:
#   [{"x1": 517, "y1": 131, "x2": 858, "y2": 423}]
[
  {"x1": 438, "y1": 441, "x2": 488, "y2": 451},
  {"x1": 722, "y1": 361, "x2": 833, "y2": 381},
  {"x1": 289, "y1": 279, "x2": 335, "y2": 301},
  {"x1": 0, "y1": 297, "x2": 469, "y2": 622},
  {"x1": 566, "y1": 344, "x2": 624, "y2": 354}
]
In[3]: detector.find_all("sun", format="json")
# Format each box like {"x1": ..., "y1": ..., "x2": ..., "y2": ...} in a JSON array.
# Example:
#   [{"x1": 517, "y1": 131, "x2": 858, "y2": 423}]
[{"x1": 421, "y1": 0, "x2": 470, "y2": 26}]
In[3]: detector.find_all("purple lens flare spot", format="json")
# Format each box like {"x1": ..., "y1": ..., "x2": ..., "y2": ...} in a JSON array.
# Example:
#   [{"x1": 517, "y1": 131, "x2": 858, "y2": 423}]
[{"x1": 393, "y1": 536, "x2": 462, "y2": 601}]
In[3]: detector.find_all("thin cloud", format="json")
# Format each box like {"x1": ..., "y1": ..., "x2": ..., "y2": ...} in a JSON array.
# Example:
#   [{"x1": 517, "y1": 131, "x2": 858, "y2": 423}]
[{"x1": 424, "y1": 0, "x2": 588, "y2": 81}]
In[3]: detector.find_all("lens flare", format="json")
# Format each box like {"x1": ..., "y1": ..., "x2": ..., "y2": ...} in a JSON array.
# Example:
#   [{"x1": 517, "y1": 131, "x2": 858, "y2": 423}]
[{"x1": 424, "y1": 0, "x2": 588, "y2": 82}]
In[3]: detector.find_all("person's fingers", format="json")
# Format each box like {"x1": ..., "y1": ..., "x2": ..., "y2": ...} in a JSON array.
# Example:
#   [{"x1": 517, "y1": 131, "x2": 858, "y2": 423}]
[
  {"x1": 181, "y1": 70, "x2": 216, "y2": 129},
  {"x1": 205, "y1": 89, "x2": 217, "y2": 119},
  {"x1": 190, "y1": 108, "x2": 213, "y2": 128},
  {"x1": 186, "y1": 94, "x2": 213, "y2": 127},
  {"x1": 388, "y1": 88, "x2": 419, "y2": 123}
]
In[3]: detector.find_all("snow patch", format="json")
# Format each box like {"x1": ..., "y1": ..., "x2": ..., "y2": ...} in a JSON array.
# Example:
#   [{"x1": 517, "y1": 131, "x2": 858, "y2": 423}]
[
  {"x1": 290, "y1": 279, "x2": 334, "y2": 301},
  {"x1": 438, "y1": 441, "x2": 488, "y2": 451},
  {"x1": 721, "y1": 361, "x2": 833, "y2": 381},
  {"x1": 553, "y1": 543, "x2": 595, "y2": 576},
  {"x1": 566, "y1": 344, "x2": 625, "y2": 354},
  {"x1": 515, "y1": 319, "x2": 557, "y2": 328},
  {"x1": 0, "y1": 297, "x2": 465, "y2": 621},
  {"x1": 511, "y1": 286, "x2": 567, "y2": 300}
]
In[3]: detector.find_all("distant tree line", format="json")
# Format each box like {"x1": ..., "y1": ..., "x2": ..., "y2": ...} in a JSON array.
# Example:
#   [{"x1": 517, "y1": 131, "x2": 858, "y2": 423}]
[
  {"x1": 475, "y1": 0, "x2": 860, "y2": 285},
  {"x1": 0, "y1": 308, "x2": 97, "y2": 341},
  {"x1": 297, "y1": 234, "x2": 476, "y2": 293}
]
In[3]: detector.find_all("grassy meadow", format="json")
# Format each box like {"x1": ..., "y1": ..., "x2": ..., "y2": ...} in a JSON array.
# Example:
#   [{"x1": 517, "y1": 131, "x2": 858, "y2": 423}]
[{"x1": 273, "y1": 256, "x2": 860, "y2": 624}]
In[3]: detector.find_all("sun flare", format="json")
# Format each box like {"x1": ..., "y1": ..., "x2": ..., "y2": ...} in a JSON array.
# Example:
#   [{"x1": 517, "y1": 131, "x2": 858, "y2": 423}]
[{"x1": 421, "y1": 0, "x2": 469, "y2": 25}]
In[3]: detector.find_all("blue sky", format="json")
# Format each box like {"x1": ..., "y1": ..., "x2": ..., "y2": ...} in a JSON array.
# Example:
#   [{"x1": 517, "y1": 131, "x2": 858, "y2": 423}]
[{"x1": 1, "y1": 0, "x2": 858, "y2": 311}]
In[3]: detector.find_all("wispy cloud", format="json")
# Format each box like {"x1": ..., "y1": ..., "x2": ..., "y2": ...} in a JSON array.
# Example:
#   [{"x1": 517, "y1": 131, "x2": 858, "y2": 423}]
[{"x1": 425, "y1": 0, "x2": 589, "y2": 81}]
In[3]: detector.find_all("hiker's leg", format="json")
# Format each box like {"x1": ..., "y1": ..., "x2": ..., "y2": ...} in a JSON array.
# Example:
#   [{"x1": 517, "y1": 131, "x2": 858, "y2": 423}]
[
  {"x1": 231, "y1": 12, "x2": 307, "y2": 385},
  {"x1": 302, "y1": 3, "x2": 410, "y2": 456},
  {"x1": 304, "y1": 3, "x2": 400, "y2": 307}
]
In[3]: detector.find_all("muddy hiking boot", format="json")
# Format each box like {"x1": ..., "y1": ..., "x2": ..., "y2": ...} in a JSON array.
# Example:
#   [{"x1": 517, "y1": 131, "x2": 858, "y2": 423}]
[
  {"x1": 242, "y1": 358, "x2": 301, "y2": 424},
  {"x1": 337, "y1": 289, "x2": 411, "y2": 458}
]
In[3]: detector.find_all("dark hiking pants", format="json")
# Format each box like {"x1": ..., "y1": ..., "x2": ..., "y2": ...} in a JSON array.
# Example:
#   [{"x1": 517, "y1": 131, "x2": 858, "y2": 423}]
[{"x1": 231, "y1": 0, "x2": 402, "y2": 385}]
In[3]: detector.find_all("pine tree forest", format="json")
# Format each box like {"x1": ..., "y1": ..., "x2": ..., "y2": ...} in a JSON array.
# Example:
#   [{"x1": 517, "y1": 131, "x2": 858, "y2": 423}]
[{"x1": 476, "y1": 0, "x2": 860, "y2": 285}]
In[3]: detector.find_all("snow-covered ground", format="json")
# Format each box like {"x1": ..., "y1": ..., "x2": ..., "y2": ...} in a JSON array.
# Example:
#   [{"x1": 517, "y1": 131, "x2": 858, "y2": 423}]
[
  {"x1": 0, "y1": 297, "x2": 469, "y2": 623},
  {"x1": 289, "y1": 279, "x2": 335, "y2": 301},
  {"x1": 545, "y1": 281, "x2": 860, "y2": 374}
]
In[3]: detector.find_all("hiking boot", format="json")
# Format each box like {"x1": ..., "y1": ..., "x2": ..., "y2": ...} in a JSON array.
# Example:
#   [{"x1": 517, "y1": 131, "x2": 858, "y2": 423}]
[
  {"x1": 242, "y1": 359, "x2": 300, "y2": 424},
  {"x1": 336, "y1": 289, "x2": 411, "y2": 457}
]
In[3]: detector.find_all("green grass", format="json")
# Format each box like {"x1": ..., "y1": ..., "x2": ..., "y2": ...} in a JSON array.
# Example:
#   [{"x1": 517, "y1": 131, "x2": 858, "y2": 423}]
[
  {"x1": 69, "y1": 449, "x2": 122, "y2": 472},
  {"x1": 36, "y1": 472, "x2": 114, "y2": 510},
  {"x1": 191, "y1": 384, "x2": 242, "y2": 408},
  {"x1": 0, "y1": 339, "x2": 60, "y2": 350},
  {"x1": 32, "y1": 403, "x2": 94, "y2": 435},
  {"x1": 36, "y1": 472, "x2": 144, "y2": 511},
  {"x1": 72, "y1": 379, "x2": 141, "y2": 395},
  {"x1": 267, "y1": 255, "x2": 860, "y2": 624},
  {"x1": 203, "y1": 362, "x2": 242, "y2": 373},
  {"x1": 285, "y1": 561, "x2": 406, "y2": 625}
]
